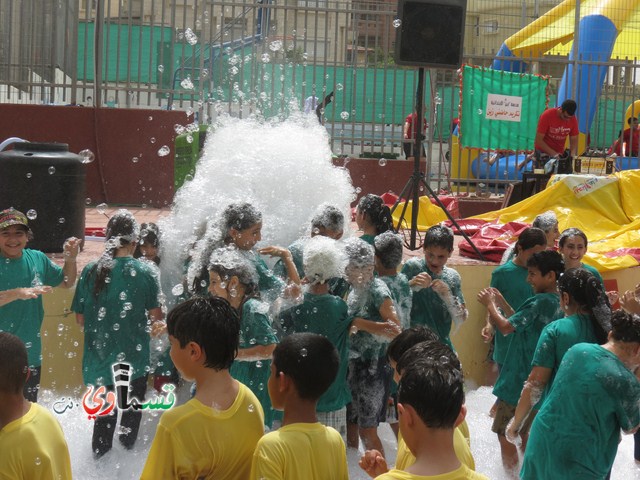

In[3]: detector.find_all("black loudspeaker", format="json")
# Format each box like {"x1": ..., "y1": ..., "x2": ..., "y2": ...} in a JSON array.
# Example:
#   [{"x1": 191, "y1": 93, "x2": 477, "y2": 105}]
[{"x1": 394, "y1": 0, "x2": 467, "y2": 68}]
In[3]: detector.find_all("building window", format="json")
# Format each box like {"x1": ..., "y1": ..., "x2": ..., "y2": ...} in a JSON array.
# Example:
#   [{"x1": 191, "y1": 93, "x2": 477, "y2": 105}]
[{"x1": 482, "y1": 19, "x2": 498, "y2": 35}]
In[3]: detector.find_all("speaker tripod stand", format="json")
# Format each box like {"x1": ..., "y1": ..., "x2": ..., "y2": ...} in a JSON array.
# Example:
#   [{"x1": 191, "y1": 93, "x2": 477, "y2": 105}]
[{"x1": 390, "y1": 68, "x2": 485, "y2": 260}]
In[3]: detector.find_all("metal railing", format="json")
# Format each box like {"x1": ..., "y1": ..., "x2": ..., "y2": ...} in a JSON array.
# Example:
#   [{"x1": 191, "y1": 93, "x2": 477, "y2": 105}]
[{"x1": 1, "y1": 0, "x2": 639, "y2": 193}]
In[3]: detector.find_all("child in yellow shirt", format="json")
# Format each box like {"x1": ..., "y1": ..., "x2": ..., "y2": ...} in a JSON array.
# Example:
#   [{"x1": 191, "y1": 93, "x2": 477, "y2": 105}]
[
  {"x1": 250, "y1": 333, "x2": 349, "y2": 479},
  {"x1": 0, "y1": 332, "x2": 72, "y2": 479},
  {"x1": 141, "y1": 296, "x2": 265, "y2": 479}
]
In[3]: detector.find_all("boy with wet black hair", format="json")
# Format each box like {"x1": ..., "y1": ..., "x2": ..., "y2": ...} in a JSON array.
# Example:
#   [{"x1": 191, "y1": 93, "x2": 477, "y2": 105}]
[
  {"x1": 0, "y1": 332, "x2": 72, "y2": 478},
  {"x1": 141, "y1": 296, "x2": 265, "y2": 480},
  {"x1": 360, "y1": 328, "x2": 475, "y2": 478},
  {"x1": 374, "y1": 352, "x2": 488, "y2": 480},
  {"x1": 477, "y1": 249, "x2": 564, "y2": 475},
  {"x1": 0, "y1": 207, "x2": 80, "y2": 401},
  {"x1": 401, "y1": 224, "x2": 467, "y2": 350},
  {"x1": 250, "y1": 332, "x2": 348, "y2": 479}
]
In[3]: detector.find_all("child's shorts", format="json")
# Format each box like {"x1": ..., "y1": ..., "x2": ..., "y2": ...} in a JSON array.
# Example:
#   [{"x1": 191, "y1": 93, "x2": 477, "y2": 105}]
[
  {"x1": 317, "y1": 407, "x2": 347, "y2": 439},
  {"x1": 491, "y1": 399, "x2": 535, "y2": 436},
  {"x1": 347, "y1": 356, "x2": 390, "y2": 429}
]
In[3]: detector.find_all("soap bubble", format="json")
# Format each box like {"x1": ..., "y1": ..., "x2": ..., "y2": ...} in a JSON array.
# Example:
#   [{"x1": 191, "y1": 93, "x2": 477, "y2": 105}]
[
  {"x1": 340, "y1": 111, "x2": 350, "y2": 120},
  {"x1": 48, "y1": 166, "x2": 56, "y2": 175},
  {"x1": 26, "y1": 209, "x2": 37, "y2": 220},
  {"x1": 79, "y1": 149, "x2": 95, "y2": 164},
  {"x1": 158, "y1": 146, "x2": 170, "y2": 157},
  {"x1": 393, "y1": 19, "x2": 402, "y2": 28},
  {"x1": 157, "y1": 65, "x2": 164, "y2": 73},
  {"x1": 378, "y1": 158, "x2": 387, "y2": 166}
]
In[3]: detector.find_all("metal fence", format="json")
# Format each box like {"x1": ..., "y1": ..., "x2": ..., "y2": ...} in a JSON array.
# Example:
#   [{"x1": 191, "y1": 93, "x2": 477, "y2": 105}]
[{"x1": 1, "y1": 0, "x2": 639, "y2": 193}]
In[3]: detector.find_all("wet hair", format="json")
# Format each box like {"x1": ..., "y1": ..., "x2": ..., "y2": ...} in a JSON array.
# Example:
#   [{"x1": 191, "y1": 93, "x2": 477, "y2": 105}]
[
  {"x1": 272, "y1": 332, "x2": 339, "y2": 401},
  {"x1": 532, "y1": 211, "x2": 558, "y2": 234},
  {"x1": 91, "y1": 209, "x2": 139, "y2": 296},
  {"x1": 396, "y1": 340, "x2": 461, "y2": 376},
  {"x1": 167, "y1": 296, "x2": 240, "y2": 370},
  {"x1": 374, "y1": 231, "x2": 404, "y2": 270},
  {"x1": 208, "y1": 247, "x2": 259, "y2": 299},
  {"x1": 515, "y1": 227, "x2": 547, "y2": 254},
  {"x1": 610, "y1": 310, "x2": 640, "y2": 344},
  {"x1": 424, "y1": 224, "x2": 454, "y2": 252},
  {"x1": 357, "y1": 194, "x2": 393, "y2": 235},
  {"x1": 558, "y1": 228, "x2": 588, "y2": 249},
  {"x1": 222, "y1": 203, "x2": 262, "y2": 241},
  {"x1": 560, "y1": 99, "x2": 577, "y2": 116},
  {"x1": 310, "y1": 204, "x2": 344, "y2": 235},
  {"x1": 397, "y1": 352, "x2": 464, "y2": 429},
  {"x1": 303, "y1": 235, "x2": 345, "y2": 284},
  {"x1": 387, "y1": 326, "x2": 441, "y2": 364},
  {"x1": 134, "y1": 222, "x2": 161, "y2": 263},
  {"x1": 558, "y1": 268, "x2": 610, "y2": 343},
  {"x1": 0, "y1": 332, "x2": 29, "y2": 394},
  {"x1": 344, "y1": 237, "x2": 374, "y2": 268},
  {"x1": 526, "y1": 250, "x2": 564, "y2": 279}
]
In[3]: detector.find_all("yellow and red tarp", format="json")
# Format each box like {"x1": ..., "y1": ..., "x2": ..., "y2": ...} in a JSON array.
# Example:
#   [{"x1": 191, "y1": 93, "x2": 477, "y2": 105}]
[{"x1": 470, "y1": 170, "x2": 640, "y2": 272}]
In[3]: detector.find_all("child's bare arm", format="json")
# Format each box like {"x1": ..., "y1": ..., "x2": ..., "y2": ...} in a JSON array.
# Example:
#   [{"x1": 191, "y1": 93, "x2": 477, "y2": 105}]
[
  {"x1": 236, "y1": 343, "x2": 276, "y2": 361},
  {"x1": 60, "y1": 237, "x2": 81, "y2": 288},
  {"x1": 258, "y1": 246, "x2": 301, "y2": 286},
  {"x1": 506, "y1": 366, "x2": 551, "y2": 444},
  {"x1": 477, "y1": 288, "x2": 514, "y2": 335},
  {"x1": 351, "y1": 318, "x2": 401, "y2": 339},
  {"x1": 0, "y1": 286, "x2": 53, "y2": 306}
]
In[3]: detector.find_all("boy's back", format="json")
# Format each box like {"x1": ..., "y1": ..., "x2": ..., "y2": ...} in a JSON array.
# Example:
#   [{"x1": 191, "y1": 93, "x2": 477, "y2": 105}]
[
  {"x1": 0, "y1": 402, "x2": 72, "y2": 479},
  {"x1": 379, "y1": 273, "x2": 412, "y2": 329},
  {"x1": 285, "y1": 292, "x2": 351, "y2": 412},
  {"x1": 141, "y1": 381, "x2": 264, "y2": 480},
  {"x1": 250, "y1": 422, "x2": 348, "y2": 480}
]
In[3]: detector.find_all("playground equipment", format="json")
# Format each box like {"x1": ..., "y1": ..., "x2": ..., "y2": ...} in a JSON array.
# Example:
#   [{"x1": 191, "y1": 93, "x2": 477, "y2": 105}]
[{"x1": 452, "y1": 0, "x2": 640, "y2": 187}]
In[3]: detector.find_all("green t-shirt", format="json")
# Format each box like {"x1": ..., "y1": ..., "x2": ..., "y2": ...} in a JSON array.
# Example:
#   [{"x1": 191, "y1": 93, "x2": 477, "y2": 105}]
[
  {"x1": 401, "y1": 258, "x2": 464, "y2": 350},
  {"x1": 273, "y1": 239, "x2": 305, "y2": 280},
  {"x1": 280, "y1": 292, "x2": 352, "y2": 412},
  {"x1": 230, "y1": 298, "x2": 279, "y2": 427},
  {"x1": 347, "y1": 278, "x2": 393, "y2": 360},
  {"x1": 380, "y1": 273, "x2": 412, "y2": 330},
  {"x1": 71, "y1": 257, "x2": 161, "y2": 385},
  {"x1": 490, "y1": 260, "x2": 533, "y2": 365},
  {"x1": 0, "y1": 249, "x2": 64, "y2": 367},
  {"x1": 492, "y1": 292, "x2": 562, "y2": 406},
  {"x1": 246, "y1": 252, "x2": 285, "y2": 302},
  {"x1": 521, "y1": 343, "x2": 640, "y2": 480},
  {"x1": 360, "y1": 234, "x2": 376, "y2": 246},
  {"x1": 532, "y1": 312, "x2": 599, "y2": 403}
]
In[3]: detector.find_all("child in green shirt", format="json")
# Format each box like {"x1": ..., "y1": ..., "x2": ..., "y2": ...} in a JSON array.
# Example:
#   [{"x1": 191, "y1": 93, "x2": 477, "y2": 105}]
[
  {"x1": 279, "y1": 235, "x2": 351, "y2": 436},
  {"x1": 506, "y1": 267, "x2": 611, "y2": 444},
  {"x1": 477, "y1": 250, "x2": 564, "y2": 475},
  {"x1": 521, "y1": 310, "x2": 640, "y2": 479},
  {"x1": 356, "y1": 194, "x2": 394, "y2": 245},
  {"x1": 401, "y1": 225, "x2": 467, "y2": 350},
  {"x1": 208, "y1": 246, "x2": 279, "y2": 428}
]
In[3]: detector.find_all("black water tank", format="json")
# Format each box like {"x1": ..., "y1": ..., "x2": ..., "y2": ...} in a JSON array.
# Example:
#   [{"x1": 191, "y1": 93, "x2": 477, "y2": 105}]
[{"x1": 0, "y1": 142, "x2": 86, "y2": 253}]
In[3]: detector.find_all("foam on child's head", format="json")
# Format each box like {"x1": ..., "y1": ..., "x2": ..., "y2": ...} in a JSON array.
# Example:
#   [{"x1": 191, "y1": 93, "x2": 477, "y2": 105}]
[
  {"x1": 310, "y1": 203, "x2": 344, "y2": 234},
  {"x1": 303, "y1": 236, "x2": 345, "y2": 284},
  {"x1": 344, "y1": 237, "x2": 374, "y2": 267},
  {"x1": 532, "y1": 210, "x2": 558, "y2": 233},
  {"x1": 208, "y1": 246, "x2": 258, "y2": 287},
  {"x1": 222, "y1": 202, "x2": 262, "y2": 232},
  {"x1": 374, "y1": 230, "x2": 404, "y2": 269}
]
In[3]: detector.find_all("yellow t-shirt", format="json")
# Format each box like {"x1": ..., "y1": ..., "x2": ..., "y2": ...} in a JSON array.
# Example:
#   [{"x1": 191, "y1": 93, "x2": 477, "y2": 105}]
[
  {"x1": 250, "y1": 422, "x2": 348, "y2": 480},
  {"x1": 375, "y1": 465, "x2": 489, "y2": 480},
  {"x1": 396, "y1": 428, "x2": 475, "y2": 471},
  {"x1": 0, "y1": 402, "x2": 72, "y2": 480},
  {"x1": 141, "y1": 382, "x2": 265, "y2": 480}
]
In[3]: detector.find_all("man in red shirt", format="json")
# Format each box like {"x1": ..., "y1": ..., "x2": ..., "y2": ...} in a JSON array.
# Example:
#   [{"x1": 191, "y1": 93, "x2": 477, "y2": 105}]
[{"x1": 519, "y1": 99, "x2": 579, "y2": 170}]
